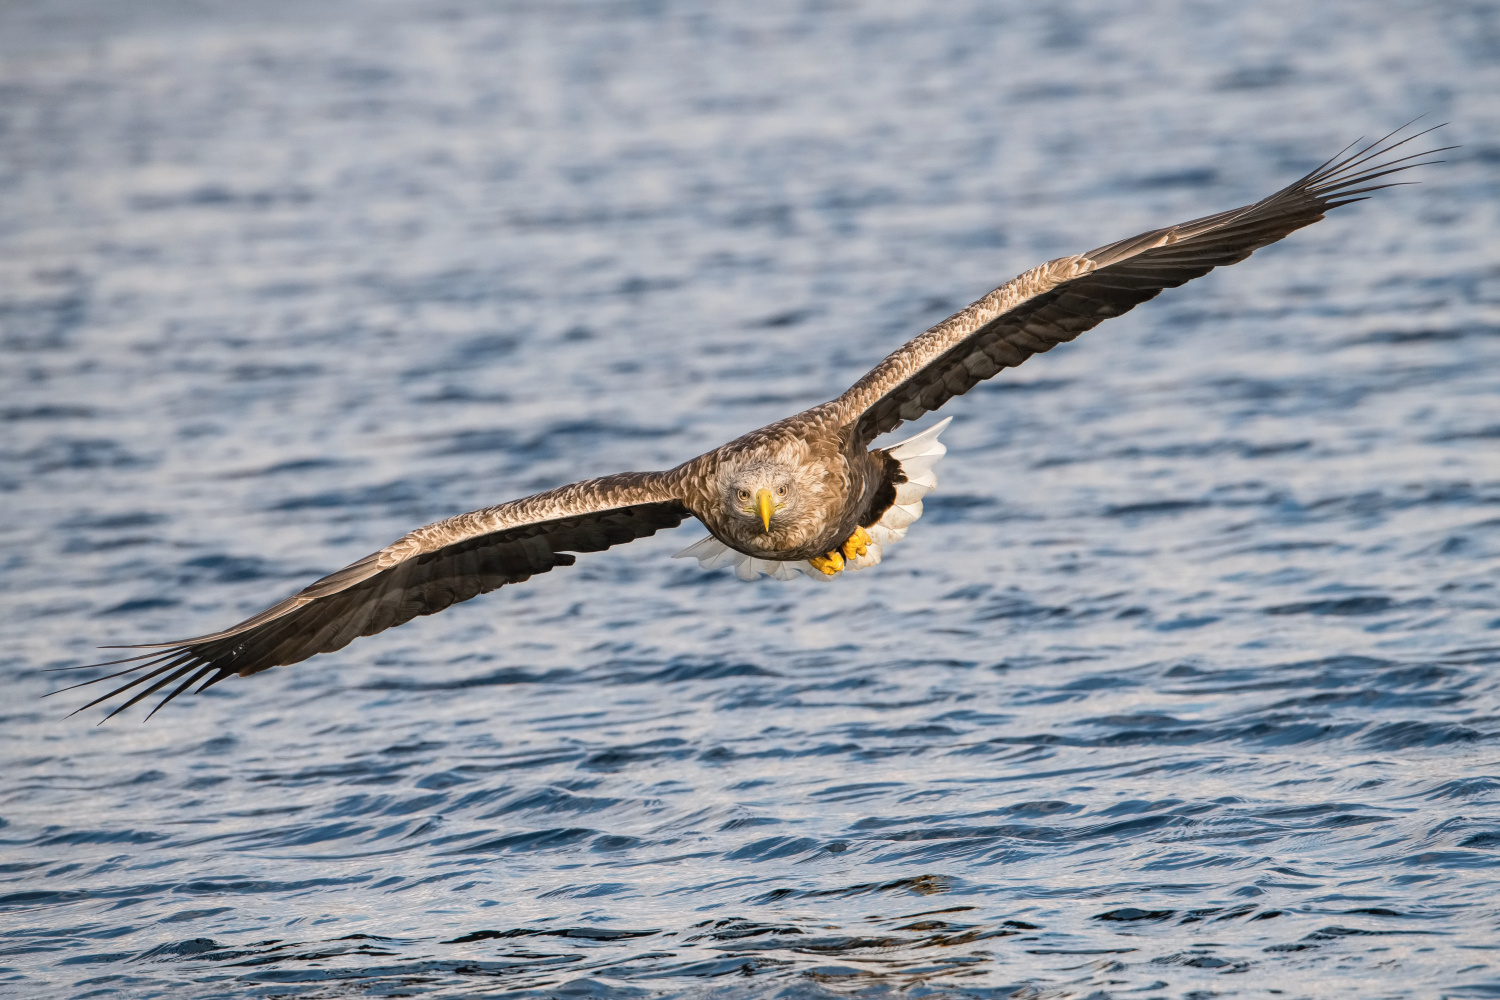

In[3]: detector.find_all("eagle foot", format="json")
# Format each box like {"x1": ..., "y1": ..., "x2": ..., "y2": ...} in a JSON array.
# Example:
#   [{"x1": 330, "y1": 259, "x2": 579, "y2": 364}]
[
  {"x1": 809, "y1": 528, "x2": 874, "y2": 576},
  {"x1": 808, "y1": 549, "x2": 845, "y2": 576},
  {"x1": 842, "y1": 526, "x2": 872, "y2": 561}
]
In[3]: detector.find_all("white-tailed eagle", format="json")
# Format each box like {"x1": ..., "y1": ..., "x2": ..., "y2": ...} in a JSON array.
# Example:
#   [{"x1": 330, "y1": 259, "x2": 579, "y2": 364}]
[{"x1": 58, "y1": 127, "x2": 1446, "y2": 720}]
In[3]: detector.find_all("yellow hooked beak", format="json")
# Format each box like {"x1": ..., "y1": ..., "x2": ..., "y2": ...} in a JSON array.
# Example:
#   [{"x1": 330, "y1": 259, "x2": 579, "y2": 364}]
[{"x1": 755, "y1": 488, "x2": 776, "y2": 532}]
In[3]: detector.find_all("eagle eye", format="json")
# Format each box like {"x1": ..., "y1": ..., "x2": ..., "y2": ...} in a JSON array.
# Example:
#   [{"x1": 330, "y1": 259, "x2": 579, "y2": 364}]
[
  {"x1": 775, "y1": 485, "x2": 786, "y2": 497},
  {"x1": 737, "y1": 488, "x2": 751, "y2": 502}
]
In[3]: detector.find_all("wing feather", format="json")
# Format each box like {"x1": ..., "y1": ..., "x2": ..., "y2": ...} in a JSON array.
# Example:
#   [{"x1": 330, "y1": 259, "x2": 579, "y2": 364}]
[
  {"x1": 57, "y1": 471, "x2": 690, "y2": 719},
  {"x1": 840, "y1": 125, "x2": 1449, "y2": 443}
]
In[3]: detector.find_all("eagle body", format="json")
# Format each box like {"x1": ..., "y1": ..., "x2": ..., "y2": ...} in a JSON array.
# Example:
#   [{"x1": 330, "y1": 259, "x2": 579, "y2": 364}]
[
  {"x1": 686, "y1": 404, "x2": 899, "y2": 562},
  {"x1": 60, "y1": 128, "x2": 1446, "y2": 720}
]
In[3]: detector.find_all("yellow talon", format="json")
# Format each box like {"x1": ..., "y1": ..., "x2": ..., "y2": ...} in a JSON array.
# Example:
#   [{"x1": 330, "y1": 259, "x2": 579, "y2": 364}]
[
  {"x1": 808, "y1": 529, "x2": 873, "y2": 576},
  {"x1": 808, "y1": 550, "x2": 845, "y2": 576},
  {"x1": 842, "y1": 526, "x2": 872, "y2": 562}
]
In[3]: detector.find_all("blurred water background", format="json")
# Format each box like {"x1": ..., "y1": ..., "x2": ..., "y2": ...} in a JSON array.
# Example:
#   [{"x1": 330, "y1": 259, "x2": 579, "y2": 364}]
[{"x1": 2, "y1": 1, "x2": 1499, "y2": 997}]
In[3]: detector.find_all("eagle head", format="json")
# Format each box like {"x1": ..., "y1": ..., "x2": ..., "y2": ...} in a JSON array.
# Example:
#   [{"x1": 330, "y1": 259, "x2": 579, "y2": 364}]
[
  {"x1": 725, "y1": 460, "x2": 797, "y2": 533},
  {"x1": 709, "y1": 445, "x2": 832, "y2": 555}
]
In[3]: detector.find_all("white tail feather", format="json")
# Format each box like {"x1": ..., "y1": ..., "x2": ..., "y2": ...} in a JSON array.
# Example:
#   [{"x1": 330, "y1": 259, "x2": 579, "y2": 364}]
[
  {"x1": 673, "y1": 416, "x2": 952, "y2": 581},
  {"x1": 887, "y1": 417, "x2": 951, "y2": 459},
  {"x1": 892, "y1": 481, "x2": 926, "y2": 504},
  {"x1": 673, "y1": 535, "x2": 826, "y2": 580}
]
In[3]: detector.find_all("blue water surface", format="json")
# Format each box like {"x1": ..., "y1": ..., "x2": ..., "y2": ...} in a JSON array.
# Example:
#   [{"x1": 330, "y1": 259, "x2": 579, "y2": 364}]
[{"x1": 2, "y1": 1, "x2": 1499, "y2": 997}]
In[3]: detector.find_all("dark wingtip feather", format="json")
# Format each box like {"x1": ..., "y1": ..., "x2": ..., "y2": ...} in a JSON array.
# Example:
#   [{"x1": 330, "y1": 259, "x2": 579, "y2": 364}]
[
  {"x1": 196, "y1": 668, "x2": 234, "y2": 695},
  {"x1": 43, "y1": 649, "x2": 169, "y2": 673},
  {"x1": 95, "y1": 658, "x2": 203, "y2": 725},
  {"x1": 144, "y1": 665, "x2": 218, "y2": 721},
  {"x1": 50, "y1": 644, "x2": 221, "y2": 722},
  {"x1": 1307, "y1": 119, "x2": 1447, "y2": 184},
  {"x1": 1304, "y1": 122, "x2": 1452, "y2": 202},
  {"x1": 49, "y1": 651, "x2": 182, "y2": 701}
]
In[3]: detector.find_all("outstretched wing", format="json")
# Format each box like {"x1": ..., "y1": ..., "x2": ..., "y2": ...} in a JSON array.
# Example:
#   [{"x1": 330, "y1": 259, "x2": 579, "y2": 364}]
[
  {"x1": 838, "y1": 126, "x2": 1449, "y2": 444},
  {"x1": 58, "y1": 472, "x2": 690, "y2": 721}
]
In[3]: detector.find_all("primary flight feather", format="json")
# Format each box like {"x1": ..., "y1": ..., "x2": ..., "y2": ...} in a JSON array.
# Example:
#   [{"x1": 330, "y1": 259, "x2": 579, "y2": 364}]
[{"x1": 59, "y1": 126, "x2": 1446, "y2": 721}]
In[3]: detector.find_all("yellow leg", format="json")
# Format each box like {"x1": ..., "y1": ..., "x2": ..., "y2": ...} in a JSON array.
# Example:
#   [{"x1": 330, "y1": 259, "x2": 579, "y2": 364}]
[
  {"x1": 842, "y1": 526, "x2": 872, "y2": 562},
  {"x1": 808, "y1": 549, "x2": 845, "y2": 576}
]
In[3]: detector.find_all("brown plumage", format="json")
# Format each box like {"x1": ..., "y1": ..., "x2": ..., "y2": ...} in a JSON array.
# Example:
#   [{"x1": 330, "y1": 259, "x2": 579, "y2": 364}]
[{"x1": 57, "y1": 126, "x2": 1446, "y2": 720}]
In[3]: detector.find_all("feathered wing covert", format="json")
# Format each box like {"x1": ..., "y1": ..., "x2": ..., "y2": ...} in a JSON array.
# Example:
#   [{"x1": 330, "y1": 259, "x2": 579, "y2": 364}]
[{"x1": 59, "y1": 126, "x2": 1445, "y2": 720}]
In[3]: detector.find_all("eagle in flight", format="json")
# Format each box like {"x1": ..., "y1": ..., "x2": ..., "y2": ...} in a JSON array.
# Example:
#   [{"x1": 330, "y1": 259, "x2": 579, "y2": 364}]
[{"x1": 60, "y1": 127, "x2": 1444, "y2": 720}]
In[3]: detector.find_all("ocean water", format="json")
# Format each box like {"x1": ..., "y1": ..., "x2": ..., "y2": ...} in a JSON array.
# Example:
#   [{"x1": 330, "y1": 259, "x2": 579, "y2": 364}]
[{"x1": 2, "y1": 1, "x2": 1499, "y2": 997}]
